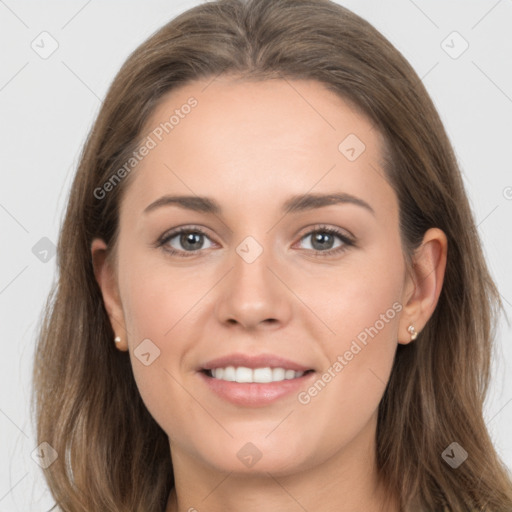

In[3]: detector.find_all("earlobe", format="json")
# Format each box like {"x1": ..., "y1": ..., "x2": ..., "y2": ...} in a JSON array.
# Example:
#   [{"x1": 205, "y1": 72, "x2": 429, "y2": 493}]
[
  {"x1": 91, "y1": 238, "x2": 128, "y2": 351},
  {"x1": 399, "y1": 228, "x2": 448, "y2": 344}
]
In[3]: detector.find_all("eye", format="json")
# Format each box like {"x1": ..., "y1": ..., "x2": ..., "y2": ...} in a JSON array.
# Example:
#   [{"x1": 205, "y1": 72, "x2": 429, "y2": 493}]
[
  {"x1": 157, "y1": 226, "x2": 215, "y2": 256},
  {"x1": 156, "y1": 224, "x2": 355, "y2": 258},
  {"x1": 296, "y1": 225, "x2": 354, "y2": 256}
]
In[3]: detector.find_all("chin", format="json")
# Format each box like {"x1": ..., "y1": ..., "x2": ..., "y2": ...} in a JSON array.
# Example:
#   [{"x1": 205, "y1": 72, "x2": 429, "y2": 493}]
[{"x1": 190, "y1": 435, "x2": 318, "y2": 477}]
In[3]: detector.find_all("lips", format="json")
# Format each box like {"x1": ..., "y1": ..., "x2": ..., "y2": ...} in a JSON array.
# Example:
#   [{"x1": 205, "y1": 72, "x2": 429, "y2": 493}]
[{"x1": 198, "y1": 353, "x2": 316, "y2": 406}]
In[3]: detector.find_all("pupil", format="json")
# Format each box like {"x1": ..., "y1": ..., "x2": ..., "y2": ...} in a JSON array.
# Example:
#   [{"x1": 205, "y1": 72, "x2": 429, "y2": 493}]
[
  {"x1": 178, "y1": 231, "x2": 335, "y2": 252},
  {"x1": 181, "y1": 232, "x2": 202, "y2": 250},
  {"x1": 312, "y1": 232, "x2": 333, "y2": 251}
]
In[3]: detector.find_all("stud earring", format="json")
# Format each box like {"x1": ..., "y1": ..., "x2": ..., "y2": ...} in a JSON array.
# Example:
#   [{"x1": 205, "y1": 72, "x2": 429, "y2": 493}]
[
  {"x1": 114, "y1": 336, "x2": 121, "y2": 344},
  {"x1": 407, "y1": 325, "x2": 418, "y2": 341}
]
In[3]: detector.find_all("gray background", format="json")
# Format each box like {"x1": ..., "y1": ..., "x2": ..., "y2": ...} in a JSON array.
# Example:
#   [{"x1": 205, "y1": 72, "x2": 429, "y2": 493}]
[{"x1": 1, "y1": 0, "x2": 511, "y2": 510}]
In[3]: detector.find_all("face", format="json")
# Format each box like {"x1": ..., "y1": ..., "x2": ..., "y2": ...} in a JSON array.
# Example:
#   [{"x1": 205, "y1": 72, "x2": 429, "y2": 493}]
[{"x1": 100, "y1": 77, "x2": 414, "y2": 477}]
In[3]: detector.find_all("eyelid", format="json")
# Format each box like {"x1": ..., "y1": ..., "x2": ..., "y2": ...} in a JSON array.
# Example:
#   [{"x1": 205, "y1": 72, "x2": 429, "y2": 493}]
[
  {"x1": 295, "y1": 223, "x2": 355, "y2": 244},
  {"x1": 156, "y1": 224, "x2": 214, "y2": 245},
  {"x1": 156, "y1": 223, "x2": 356, "y2": 257},
  {"x1": 154, "y1": 225, "x2": 217, "y2": 259},
  {"x1": 292, "y1": 224, "x2": 356, "y2": 257}
]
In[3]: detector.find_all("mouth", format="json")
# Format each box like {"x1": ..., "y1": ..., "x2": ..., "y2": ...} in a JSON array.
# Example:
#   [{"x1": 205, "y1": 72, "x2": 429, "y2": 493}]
[
  {"x1": 201, "y1": 366, "x2": 315, "y2": 383},
  {"x1": 197, "y1": 353, "x2": 316, "y2": 406}
]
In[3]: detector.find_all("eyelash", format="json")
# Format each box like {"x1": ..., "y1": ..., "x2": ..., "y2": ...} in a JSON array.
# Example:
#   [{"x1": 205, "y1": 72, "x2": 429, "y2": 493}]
[{"x1": 156, "y1": 224, "x2": 355, "y2": 258}]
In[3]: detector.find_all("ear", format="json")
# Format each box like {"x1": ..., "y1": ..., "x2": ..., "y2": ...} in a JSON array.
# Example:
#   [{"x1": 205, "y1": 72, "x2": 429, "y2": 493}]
[
  {"x1": 91, "y1": 238, "x2": 128, "y2": 351},
  {"x1": 398, "y1": 227, "x2": 448, "y2": 345}
]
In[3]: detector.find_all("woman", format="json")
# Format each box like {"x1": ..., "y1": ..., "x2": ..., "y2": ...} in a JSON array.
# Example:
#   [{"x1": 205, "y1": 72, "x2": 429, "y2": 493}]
[{"x1": 33, "y1": 0, "x2": 512, "y2": 510}]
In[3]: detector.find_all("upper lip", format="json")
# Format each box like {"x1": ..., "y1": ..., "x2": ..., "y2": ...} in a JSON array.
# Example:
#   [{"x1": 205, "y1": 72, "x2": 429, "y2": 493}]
[{"x1": 200, "y1": 353, "x2": 314, "y2": 372}]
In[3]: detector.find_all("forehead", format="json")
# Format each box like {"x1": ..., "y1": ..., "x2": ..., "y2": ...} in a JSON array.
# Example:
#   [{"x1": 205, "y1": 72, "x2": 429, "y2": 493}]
[{"x1": 121, "y1": 77, "x2": 397, "y2": 221}]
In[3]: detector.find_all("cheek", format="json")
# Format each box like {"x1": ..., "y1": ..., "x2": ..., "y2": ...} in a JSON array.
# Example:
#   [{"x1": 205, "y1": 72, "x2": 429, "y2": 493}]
[
  {"x1": 117, "y1": 254, "x2": 214, "y2": 437},
  {"x1": 293, "y1": 243, "x2": 404, "y2": 434},
  {"x1": 119, "y1": 250, "x2": 204, "y2": 341},
  {"x1": 298, "y1": 238, "x2": 405, "y2": 350},
  {"x1": 293, "y1": 305, "x2": 400, "y2": 463},
  {"x1": 119, "y1": 275, "x2": 196, "y2": 443}
]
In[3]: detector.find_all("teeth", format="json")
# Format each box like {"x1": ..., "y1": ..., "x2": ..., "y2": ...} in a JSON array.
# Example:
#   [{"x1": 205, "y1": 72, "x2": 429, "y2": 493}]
[
  {"x1": 235, "y1": 367, "x2": 253, "y2": 383},
  {"x1": 223, "y1": 366, "x2": 235, "y2": 381},
  {"x1": 210, "y1": 366, "x2": 305, "y2": 383},
  {"x1": 285, "y1": 369, "x2": 295, "y2": 379},
  {"x1": 253, "y1": 368, "x2": 273, "y2": 383},
  {"x1": 272, "y1": 368, "x2": 285, "y2": 381}
]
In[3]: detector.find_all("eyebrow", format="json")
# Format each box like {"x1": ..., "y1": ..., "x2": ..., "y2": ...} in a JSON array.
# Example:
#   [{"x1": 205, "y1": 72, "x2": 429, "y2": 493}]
[{"x1": 143, "y1": 192, "x2": 375, "y2": 216}]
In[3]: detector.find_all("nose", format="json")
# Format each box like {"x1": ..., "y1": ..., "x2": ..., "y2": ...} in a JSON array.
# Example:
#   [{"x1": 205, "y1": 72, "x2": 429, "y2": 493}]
[{"x1": 215, "y1": 243, "x2": 293, "y2": 331}]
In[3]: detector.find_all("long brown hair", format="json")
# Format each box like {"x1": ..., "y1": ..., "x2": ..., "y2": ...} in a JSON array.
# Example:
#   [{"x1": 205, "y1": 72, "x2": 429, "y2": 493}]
[{"x1": 32, "y1": 0, "x2": 512, "y2": 510}]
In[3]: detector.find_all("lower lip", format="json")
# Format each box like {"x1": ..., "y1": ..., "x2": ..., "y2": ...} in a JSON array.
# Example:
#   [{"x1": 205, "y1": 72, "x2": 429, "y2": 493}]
[{"x1": 199, "y1": 371, "x2": 315, "y2": 407}]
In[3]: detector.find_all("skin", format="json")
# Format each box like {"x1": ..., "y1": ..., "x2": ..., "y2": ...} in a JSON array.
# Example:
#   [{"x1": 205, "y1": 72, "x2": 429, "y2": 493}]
[{"x1": 92, "y1": 77, "x2": 447, "y2": 512}]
